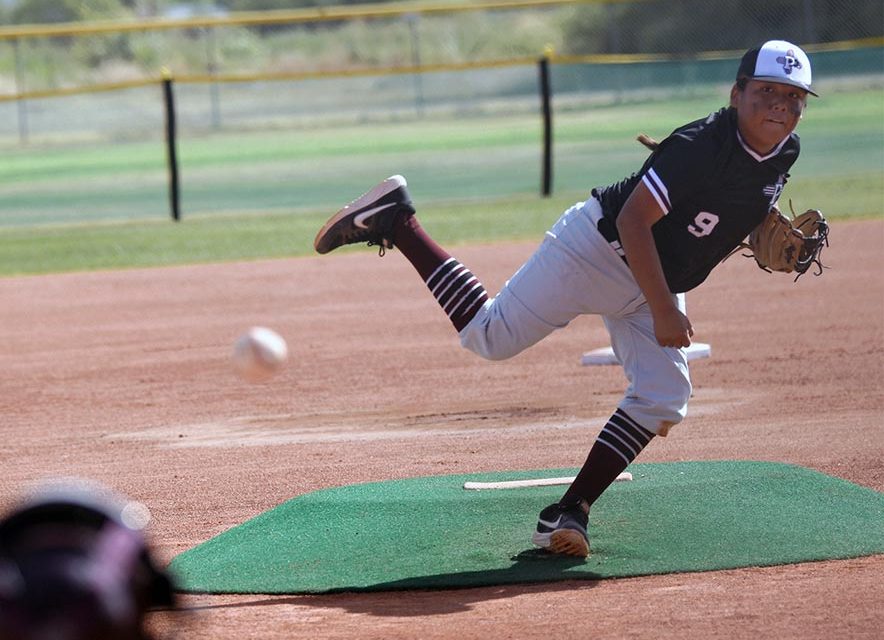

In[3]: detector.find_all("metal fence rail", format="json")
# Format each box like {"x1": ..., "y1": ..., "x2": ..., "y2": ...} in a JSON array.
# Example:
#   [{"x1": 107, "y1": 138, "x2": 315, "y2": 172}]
[{"x1": 1, "y1": 40, "x2": 880, "y2": 144}]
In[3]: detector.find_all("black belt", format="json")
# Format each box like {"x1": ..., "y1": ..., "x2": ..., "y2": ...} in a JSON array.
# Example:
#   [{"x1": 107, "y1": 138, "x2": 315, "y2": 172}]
[
  {"x1": 596, "y1": 216, "x2": 629, "y2": 265},
  {"x1": 596, "y1": 216, "x2": 619, "y2": 244}
]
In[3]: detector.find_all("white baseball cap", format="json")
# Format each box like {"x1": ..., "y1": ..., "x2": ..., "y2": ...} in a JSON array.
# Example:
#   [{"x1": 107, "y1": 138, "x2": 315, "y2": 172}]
[{"x1": 737, "y1": 40, "x2": 817, "y2": 96}]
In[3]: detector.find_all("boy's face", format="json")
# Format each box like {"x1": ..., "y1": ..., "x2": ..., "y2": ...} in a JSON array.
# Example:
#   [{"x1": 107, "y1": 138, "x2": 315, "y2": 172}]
[{"x1": 731, "y1": 79, "x2": 808, "y2": 154}]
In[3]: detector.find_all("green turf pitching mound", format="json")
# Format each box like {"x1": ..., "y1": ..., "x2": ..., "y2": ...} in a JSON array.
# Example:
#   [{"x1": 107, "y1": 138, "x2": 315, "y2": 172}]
[{"x1": 169, "y1": 461, "x2": 884, "y2": 594}]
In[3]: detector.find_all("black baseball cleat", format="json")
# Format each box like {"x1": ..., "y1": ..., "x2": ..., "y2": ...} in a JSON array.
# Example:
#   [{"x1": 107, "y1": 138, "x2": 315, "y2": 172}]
[
  {"x1": 314, "y1": 175, "x2": 416, "y2": 255},
  {"x1": 531, "y1": 499, "x2": 590, "y2": 557}
]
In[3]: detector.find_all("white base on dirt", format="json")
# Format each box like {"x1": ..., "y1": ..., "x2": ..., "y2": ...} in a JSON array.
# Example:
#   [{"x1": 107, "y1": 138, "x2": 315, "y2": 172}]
[
  {"x1": 581, "y1": 342, "x2": 711, "y2": 366},
  {"x1": 463, "y1": 471, "x2": 632, "y2": 490}
]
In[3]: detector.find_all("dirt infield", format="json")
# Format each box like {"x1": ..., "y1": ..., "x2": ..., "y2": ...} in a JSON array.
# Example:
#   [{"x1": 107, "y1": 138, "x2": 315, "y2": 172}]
[{"x1": 2, "y1": 219, "x2": 882, "y2": 639}]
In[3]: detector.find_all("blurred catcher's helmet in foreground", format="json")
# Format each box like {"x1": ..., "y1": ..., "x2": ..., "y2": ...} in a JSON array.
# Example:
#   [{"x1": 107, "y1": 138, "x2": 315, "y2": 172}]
[{"x1": 0, "y1": 479, "x2": 175, "y2": 640}]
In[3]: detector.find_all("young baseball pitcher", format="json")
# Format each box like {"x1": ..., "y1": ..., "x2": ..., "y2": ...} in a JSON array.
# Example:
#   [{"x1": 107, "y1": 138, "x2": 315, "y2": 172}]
[{"x1": 313, "y1": 40, "x2": 828, "y2": 557}]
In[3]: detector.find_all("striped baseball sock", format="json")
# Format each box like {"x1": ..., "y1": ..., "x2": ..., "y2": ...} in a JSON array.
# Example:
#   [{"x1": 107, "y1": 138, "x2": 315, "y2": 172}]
[
  {"x1": 393, "y1": 215, "x2": 488, "y2": 332},
  {"x1": 425, "y1": 258, "x2": 488, "y2": 331},
  {"x1": 561, "y1": 408, "x2": 655, "y2": 508}
]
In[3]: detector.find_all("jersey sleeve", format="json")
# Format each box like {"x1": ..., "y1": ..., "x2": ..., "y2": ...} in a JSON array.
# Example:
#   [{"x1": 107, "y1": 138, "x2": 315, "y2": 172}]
[{"x1": 641, "y1": 136, "x2": 712, "y2": 216}]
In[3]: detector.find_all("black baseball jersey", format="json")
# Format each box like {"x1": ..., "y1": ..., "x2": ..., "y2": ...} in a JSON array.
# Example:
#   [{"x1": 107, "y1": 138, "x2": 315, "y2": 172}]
[{"x1": 593, "y1": 106, "x2": 800, "y2": 293}]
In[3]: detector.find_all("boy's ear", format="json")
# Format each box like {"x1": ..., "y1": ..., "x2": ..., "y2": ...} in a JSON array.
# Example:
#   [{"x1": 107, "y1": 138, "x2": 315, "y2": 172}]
[{"x1": 729, "y1": 83, "x2": 741, "y2": 108}]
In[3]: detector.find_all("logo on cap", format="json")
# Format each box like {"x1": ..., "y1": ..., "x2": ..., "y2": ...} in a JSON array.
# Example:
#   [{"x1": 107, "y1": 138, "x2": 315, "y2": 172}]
[{"x1": 777, "y1": 50, "x2": 803, "y2": 76}]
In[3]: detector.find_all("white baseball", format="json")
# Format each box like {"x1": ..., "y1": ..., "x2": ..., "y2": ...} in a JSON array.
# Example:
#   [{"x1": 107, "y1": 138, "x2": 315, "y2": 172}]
[{"x1": 231, "y1": 326, "x2": 288, "y2": 383}]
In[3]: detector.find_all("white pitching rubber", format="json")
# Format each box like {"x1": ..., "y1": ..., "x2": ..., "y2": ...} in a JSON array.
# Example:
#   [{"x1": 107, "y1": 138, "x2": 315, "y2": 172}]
[{"x1": 463, "y1": 471, "x2": 632, "y2": 490}]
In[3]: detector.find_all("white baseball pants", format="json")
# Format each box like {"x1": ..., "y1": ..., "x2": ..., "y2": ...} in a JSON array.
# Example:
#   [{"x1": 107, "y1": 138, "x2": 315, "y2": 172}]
[{"x1": 459, "y1": 198, "x2": 691, "y2": 435}]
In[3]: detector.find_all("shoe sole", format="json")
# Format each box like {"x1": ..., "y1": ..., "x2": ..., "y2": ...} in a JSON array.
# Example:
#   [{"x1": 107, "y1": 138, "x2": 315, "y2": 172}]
[
  {"x1": 549, "y1": 529, "x2": 590, "y2": 557},
  {"x1": 313, "y1": 175, "x2": 409, "y2": 254},
  {"x1": 532, "y1": 529, "x2": 590, "y2": 558}
]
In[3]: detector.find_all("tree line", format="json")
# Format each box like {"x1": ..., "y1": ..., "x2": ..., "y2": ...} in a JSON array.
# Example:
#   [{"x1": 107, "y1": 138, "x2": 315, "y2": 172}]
[{"x1": 2, "y1": 0, "x2": 880, "y2": 54}]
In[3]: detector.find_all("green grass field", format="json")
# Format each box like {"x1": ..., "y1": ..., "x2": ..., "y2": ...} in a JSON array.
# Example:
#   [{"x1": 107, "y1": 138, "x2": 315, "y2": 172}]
[{"x1": 0, "y1": 87, "x2": 880, "y2": 276}]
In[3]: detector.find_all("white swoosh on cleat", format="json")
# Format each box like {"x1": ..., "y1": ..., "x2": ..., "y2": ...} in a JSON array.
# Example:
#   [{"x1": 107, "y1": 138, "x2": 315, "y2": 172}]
[
  {"x1": 537, "y1": 516, "x2": 563, "y2": 529},
  {"x1": 354, "y1": 203, "x2": 396, "y2": 229}
]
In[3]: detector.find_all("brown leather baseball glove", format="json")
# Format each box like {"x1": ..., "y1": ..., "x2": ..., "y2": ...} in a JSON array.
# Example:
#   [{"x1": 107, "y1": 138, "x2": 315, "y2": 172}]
[{"x1": 744, "y1": 203, "x2": 829, "y2": 279}]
